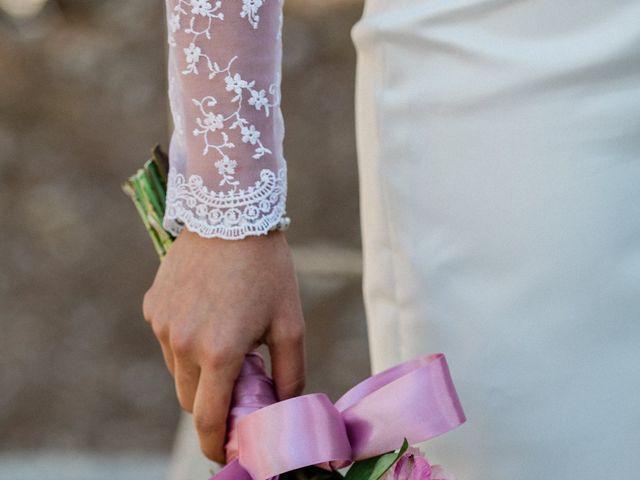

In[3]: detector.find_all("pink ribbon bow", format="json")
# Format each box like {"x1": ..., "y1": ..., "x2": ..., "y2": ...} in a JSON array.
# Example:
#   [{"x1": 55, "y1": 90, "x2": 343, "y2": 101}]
[{"x1": 213, "y1": 352, "x2": 466, "y2": 480}]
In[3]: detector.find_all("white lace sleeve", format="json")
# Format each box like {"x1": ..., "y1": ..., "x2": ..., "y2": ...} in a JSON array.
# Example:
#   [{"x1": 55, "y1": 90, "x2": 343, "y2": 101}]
[{"x1": 163, "y1": 0, "x2": 287, "y2": 240}]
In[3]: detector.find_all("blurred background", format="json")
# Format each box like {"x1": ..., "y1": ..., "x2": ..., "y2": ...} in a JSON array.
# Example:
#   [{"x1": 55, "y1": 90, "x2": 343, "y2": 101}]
[{"x1": 0, "y1": 0, "x2": 367, "y2": 478}]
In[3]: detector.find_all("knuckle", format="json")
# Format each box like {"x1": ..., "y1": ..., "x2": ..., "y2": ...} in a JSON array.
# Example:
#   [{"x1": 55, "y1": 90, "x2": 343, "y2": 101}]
[
  {"x1": 194, "y1": 413, "x2": 220, "y2": 437},
  {"x1": 150, "y1": 319, "x2": 169, "y2": 340},
  {"x1": 291, "y1": 322, "x2": 306, "y2": 340},
  {"x1": 170, "y1": 332, "x2": 195, "y2": 357},
  {"x1": 154, "y1": 329, "x2": 170, "y2": 345},
  {"x1": 283, "y1": 376, "x2": 306, "y2": 397},
  {"x1": 142, "y1": 290, "x2": 155, "y2": 322},
  {"x1": 202, "y1": 343, "x2": 235, "y2": 369},
  {"x1": 282, "y1": 322, "x2": 305, "y2": 344}
]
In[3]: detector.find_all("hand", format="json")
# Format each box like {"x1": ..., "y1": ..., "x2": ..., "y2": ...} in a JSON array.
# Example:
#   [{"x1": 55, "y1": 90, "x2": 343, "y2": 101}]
[{"x1": 142, "y1": 229, "x2": 306, "y2": 463}]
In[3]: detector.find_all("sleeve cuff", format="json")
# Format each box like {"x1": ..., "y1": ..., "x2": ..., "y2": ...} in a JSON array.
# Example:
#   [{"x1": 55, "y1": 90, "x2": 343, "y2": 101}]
[{"x1": 162, "y1": 166, "x2": 287, "y2": 240}]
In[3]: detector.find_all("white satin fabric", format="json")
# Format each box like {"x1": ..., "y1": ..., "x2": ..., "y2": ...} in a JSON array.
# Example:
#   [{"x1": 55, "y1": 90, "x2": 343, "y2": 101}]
[{"x1": 351, "y1": 0, "x2": 640, "y2": 478}]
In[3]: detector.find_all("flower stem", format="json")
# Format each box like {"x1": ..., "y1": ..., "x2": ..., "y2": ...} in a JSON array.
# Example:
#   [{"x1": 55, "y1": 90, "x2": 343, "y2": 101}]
[{"x1": 121, "y1": 145, "x2": 175, "y2": 260}]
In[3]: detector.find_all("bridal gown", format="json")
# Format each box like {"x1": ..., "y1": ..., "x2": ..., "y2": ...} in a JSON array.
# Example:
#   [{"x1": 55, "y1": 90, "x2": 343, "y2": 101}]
[{"x1": 163, "y1": 0, "x2": 640, "y2": 478}]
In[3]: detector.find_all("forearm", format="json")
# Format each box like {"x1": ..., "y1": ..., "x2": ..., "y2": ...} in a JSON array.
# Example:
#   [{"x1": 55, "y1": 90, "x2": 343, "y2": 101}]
[{"x1": 163, "y1": 0, "x2": 287, "y2": 240}]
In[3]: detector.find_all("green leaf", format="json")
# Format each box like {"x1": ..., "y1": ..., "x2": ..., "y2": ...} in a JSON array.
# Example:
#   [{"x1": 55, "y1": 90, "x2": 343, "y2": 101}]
[{"x1": 344, "y1": 438, "x2": 409, "y2": 480}]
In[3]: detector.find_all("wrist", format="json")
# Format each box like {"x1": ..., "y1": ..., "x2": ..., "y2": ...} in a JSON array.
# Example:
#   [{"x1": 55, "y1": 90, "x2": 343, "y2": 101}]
[{"x1": 177, "y1": 224, "x2": 288, "y2": 247}]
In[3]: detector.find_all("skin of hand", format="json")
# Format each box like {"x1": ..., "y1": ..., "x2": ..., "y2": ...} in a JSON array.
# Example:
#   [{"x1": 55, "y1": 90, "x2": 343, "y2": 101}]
[{"x1": 142, "y1": 228, "x2": 306, "y2": 463}]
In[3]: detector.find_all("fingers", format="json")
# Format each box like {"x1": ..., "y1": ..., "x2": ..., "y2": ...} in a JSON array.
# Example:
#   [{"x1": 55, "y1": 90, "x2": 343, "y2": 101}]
[
  {"x1": 192, "y1": 346, "x2": 246, "y2": 463},
  {"x1": 145, "y1": 310, "x2": 176, "y2": 377},
  {"x1": 170, "y1": 330, "x2": 201, "y2": 412},
  {"x1": 269, "y1": 318, "x2": 306, "y2": 401},
  {"x1": 174, "y1": 360, "x2": 200, "y2": 412},
  {"x1": 159, "y1": 341, "x2": 175, "y2": 377},
  {"x1": 150, "y1": 322, "x2": 175, "y2": 376}
]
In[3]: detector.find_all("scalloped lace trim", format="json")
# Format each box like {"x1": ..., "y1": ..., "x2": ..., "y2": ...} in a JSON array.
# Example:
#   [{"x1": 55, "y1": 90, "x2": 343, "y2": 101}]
[{"x1": 163, "y1": 166, "x2": 287, "y2": 239}]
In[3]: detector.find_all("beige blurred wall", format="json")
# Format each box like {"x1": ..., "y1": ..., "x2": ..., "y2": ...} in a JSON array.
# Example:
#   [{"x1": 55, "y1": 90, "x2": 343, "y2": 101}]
[{"x1": 0, "y1": 0, "x2": 367, "y2": 455}]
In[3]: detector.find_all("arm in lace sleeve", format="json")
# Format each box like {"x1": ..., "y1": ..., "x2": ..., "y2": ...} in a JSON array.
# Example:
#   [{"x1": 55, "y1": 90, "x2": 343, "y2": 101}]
[{"x1": 163, "y1": 0, "x2": 286, "y2": 240}]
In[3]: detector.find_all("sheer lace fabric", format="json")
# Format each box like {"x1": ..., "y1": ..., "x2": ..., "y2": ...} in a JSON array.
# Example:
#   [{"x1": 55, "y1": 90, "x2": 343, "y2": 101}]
[{"x1": 163, "y1": 0, "x2": 287, "y2": 239}]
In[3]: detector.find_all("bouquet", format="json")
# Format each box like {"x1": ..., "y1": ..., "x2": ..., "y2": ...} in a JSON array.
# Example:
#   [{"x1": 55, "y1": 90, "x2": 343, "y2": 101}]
[{"x1": 123, "y1": 147, "x2": 466, "y2": 480}]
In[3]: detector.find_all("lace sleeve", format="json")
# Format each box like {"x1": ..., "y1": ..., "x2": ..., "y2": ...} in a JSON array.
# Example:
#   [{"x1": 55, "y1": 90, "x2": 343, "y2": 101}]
[{"x1": 163, "y1": 0, "x2": 287, "y2": 240}]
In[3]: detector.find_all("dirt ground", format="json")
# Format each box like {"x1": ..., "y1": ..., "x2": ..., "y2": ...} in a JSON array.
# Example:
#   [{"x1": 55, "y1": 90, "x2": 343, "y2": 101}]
[{"x1": 0, "y1": 0, "x2": 368, "y2": 454}]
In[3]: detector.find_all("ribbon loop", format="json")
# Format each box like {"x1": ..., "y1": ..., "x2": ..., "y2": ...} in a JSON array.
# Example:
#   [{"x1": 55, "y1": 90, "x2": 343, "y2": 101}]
[
  {"x1": 212, "y1": 352, "x2": 466, "y2": 480},
  {"x1": 339, "y1": 354, "x2": 466, "y2": 460},
  {"x1": 238, "y1": 393, "x2": 352, "y2": 479}
]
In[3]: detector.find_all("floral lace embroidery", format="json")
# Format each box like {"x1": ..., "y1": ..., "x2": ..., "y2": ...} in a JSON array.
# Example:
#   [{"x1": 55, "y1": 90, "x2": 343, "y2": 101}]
[
  {"x1": 241, "y1": 0, "x2": 265, "y2": 29},
  {"x1": 168, "y1": 0, "x2": 279, "y2": 188},
  {"x1": 164, "y1": 166, "x2": 287, "y2": 240},
  {"x1": 165, "y1": 0, "x2": 286, "y2": 239}
]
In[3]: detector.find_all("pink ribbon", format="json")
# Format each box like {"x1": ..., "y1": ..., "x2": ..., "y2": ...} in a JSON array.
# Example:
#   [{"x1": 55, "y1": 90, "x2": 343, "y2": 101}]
[{"x1": 212, "y1": 352, "x2": 466, "y2": 480}]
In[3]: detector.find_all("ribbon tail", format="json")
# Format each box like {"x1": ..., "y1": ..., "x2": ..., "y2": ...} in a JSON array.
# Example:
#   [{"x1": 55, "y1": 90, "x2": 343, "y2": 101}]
[{"x1": 209, "y1": 459, "x2": 254, "y2": 480}]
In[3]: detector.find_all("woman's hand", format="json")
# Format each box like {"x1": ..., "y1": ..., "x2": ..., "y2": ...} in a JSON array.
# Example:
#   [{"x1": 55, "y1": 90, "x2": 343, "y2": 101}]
[{"x1": 142, "y1": 229, "x2": 306, "y2": 463}]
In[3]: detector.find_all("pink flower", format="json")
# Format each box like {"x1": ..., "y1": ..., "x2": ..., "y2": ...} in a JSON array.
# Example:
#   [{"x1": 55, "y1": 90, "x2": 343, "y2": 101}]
[{"x1": 381, "y1": 447, "x2": 457, "y2": 480}]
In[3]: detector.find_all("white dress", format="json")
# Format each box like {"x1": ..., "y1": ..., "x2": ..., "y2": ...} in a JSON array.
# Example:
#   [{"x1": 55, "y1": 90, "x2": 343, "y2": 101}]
[
  {"x1": 163, "y1": 0, "x2": 640, "y2": 478},
  {"x1": 352, "y1": 0, "x2": 640, "y2": 478}
]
